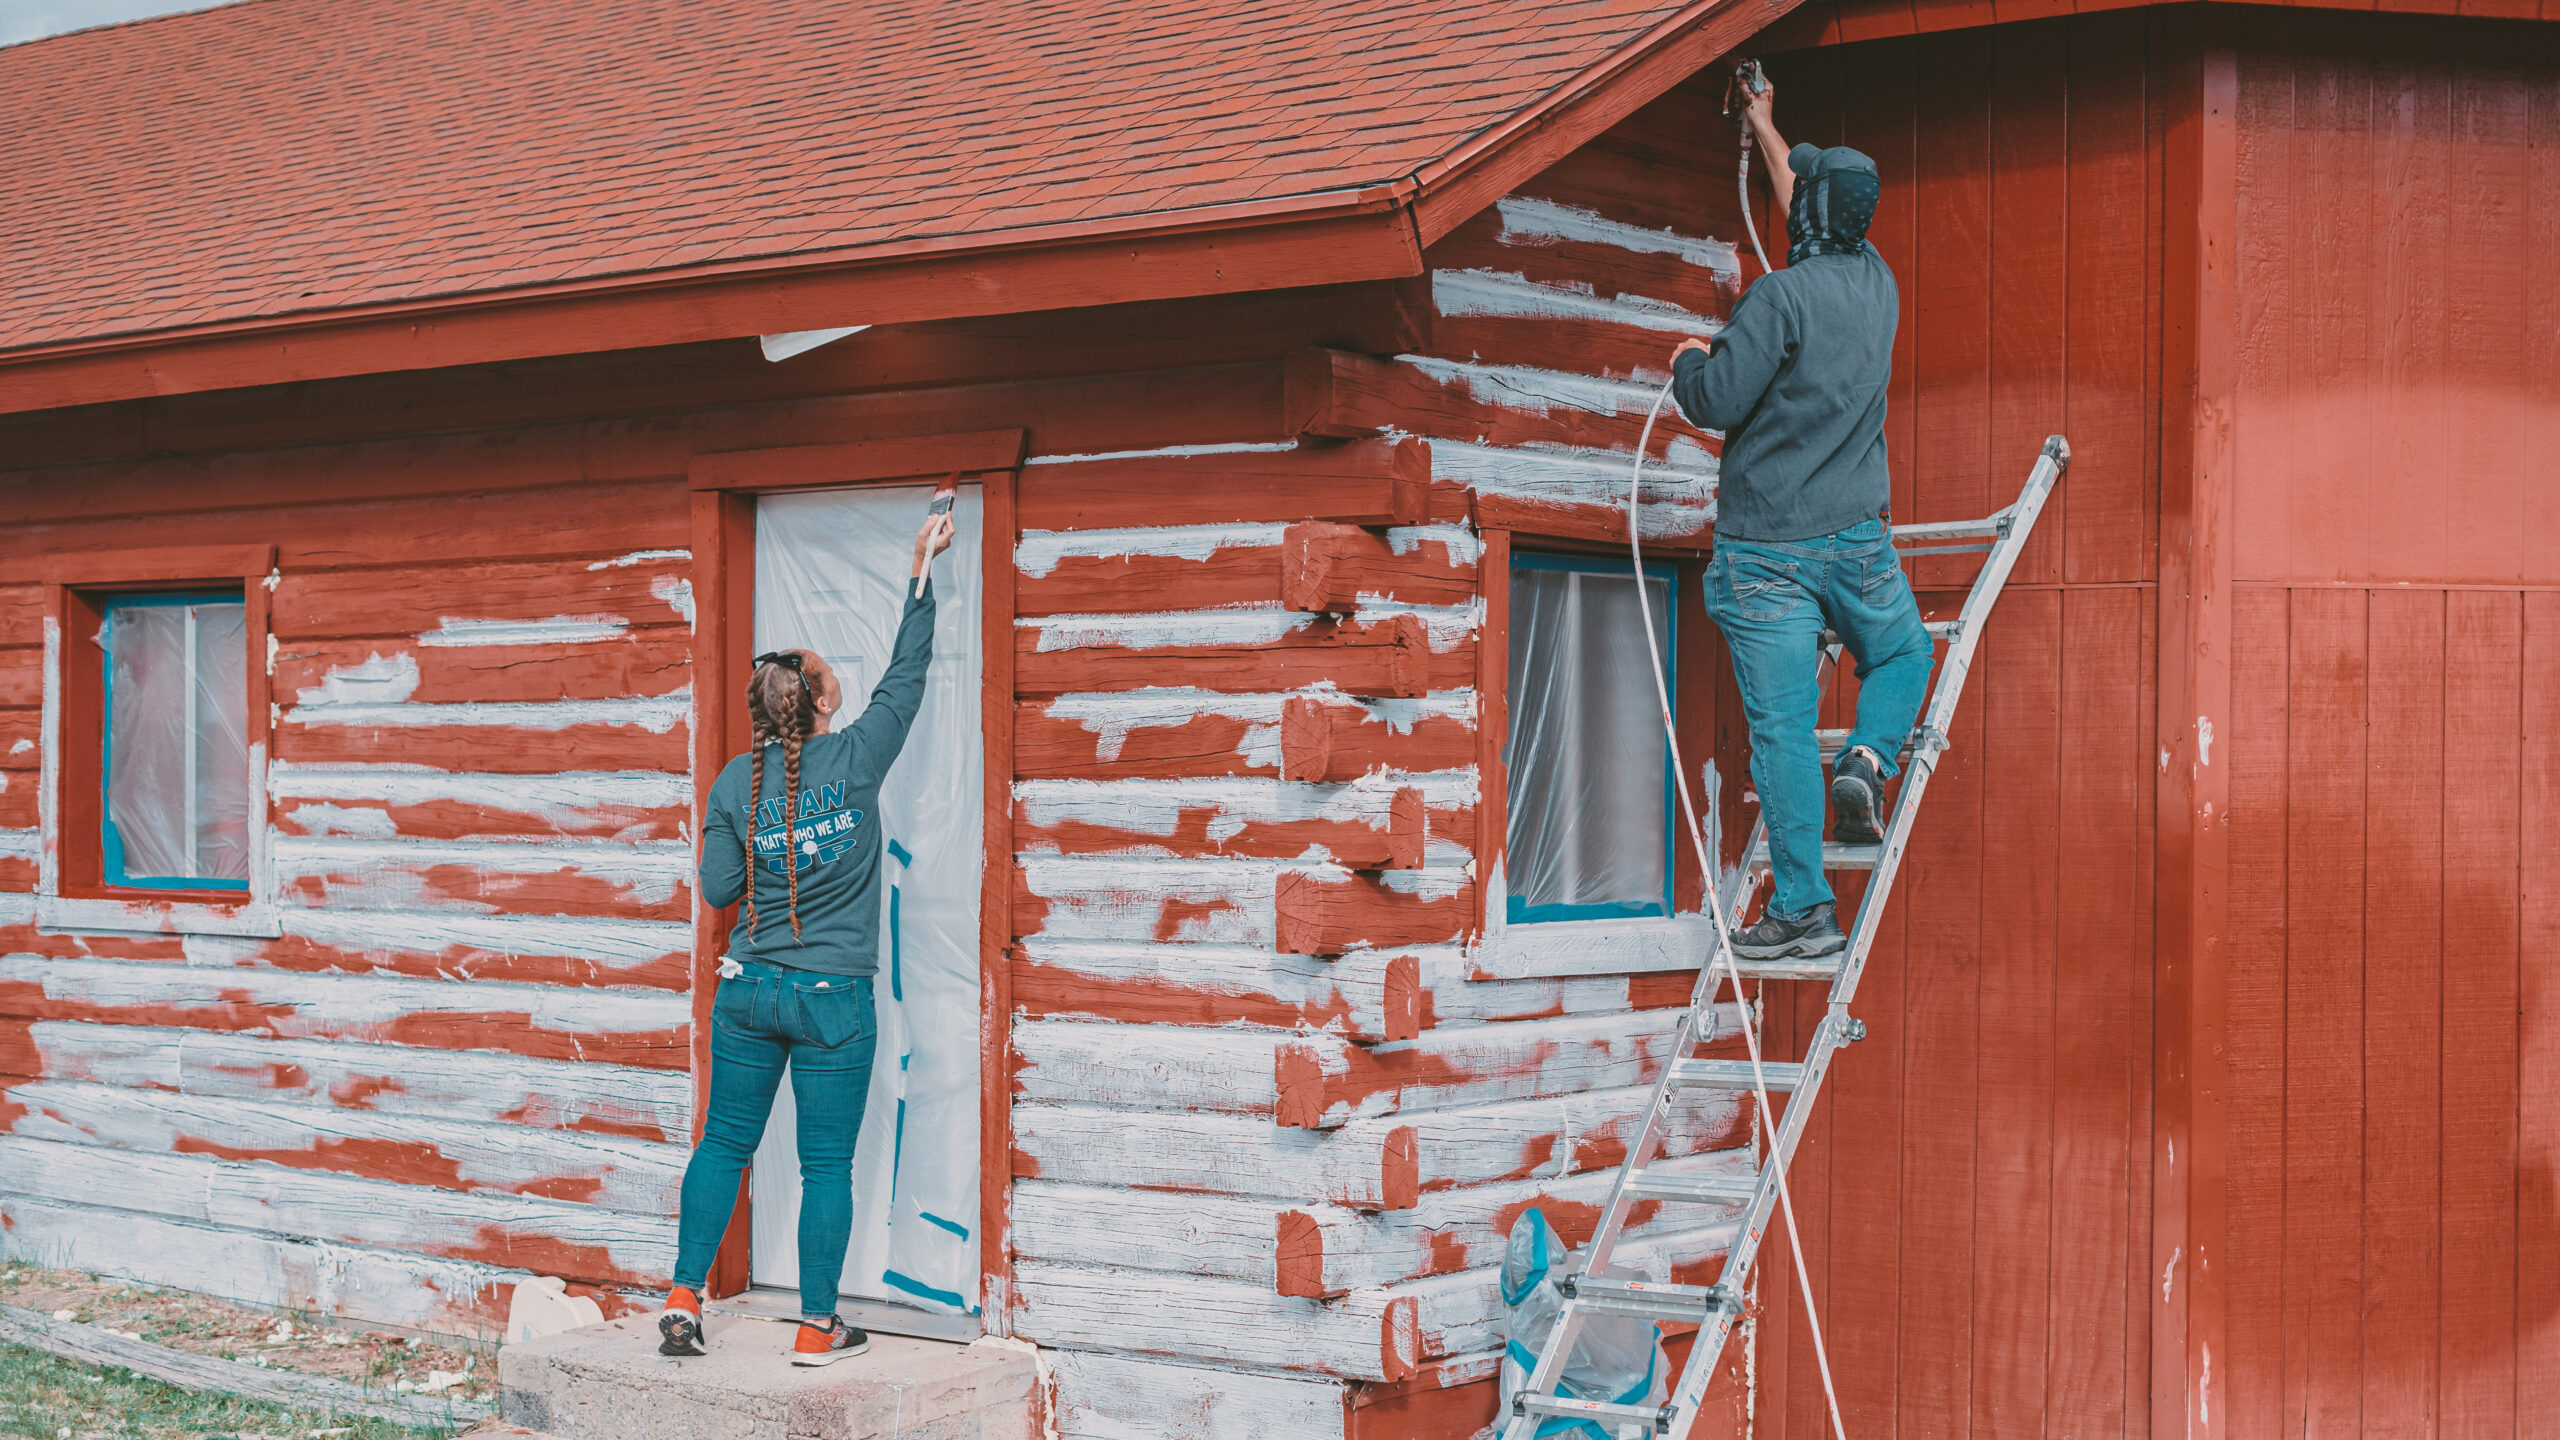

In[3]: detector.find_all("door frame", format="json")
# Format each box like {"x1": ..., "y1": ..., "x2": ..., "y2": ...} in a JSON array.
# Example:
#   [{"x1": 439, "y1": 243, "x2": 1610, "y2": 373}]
[{"x1": 686, "y1": 428, "x2": 1025, "y2": 1326}]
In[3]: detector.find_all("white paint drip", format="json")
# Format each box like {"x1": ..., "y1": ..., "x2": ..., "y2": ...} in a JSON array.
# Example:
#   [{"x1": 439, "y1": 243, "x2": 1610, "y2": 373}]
[
  {"x1": 1494, "y1": 195, "x2": 1742, "y2": 282},
  {"x1": 1432, "y1": 269, "x2": 1719, "y2": 337},
  {"x1": 418, "y1": 616, "x2": 629, "y2": 647},
  {"x1": 295, "y1": 654, "x2": 421, "y2": 708},
  {"x1": 2196, "y1": 716, "x2": 2214, "y2": 768},
  {"x1": 8, "y1": 739, "x2": 29, "y2": 755},
  {"x1": 588, "y1": 549, "x2": 692, "y2": 570},
  {"x1": 2162, "y1": 1245, "x2": 2181, "y2": 1303},
  {"x1": 652, "y1": 575, "x2": 695, "y2": 631},
  {"x1": 1015, "y1": 523, "x2": 1288, "y2": 579},
  {"x1": 1023, "y1": 441, "x2": 1298, "y2": 466},
  {"x1": 284, "y1": 690, "x2": 691, "y2": 734}
]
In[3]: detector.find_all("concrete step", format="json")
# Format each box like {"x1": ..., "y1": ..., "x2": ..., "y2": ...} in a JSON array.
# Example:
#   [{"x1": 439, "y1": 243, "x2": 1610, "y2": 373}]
[{"x1": 499, "y1": 1314, "x2": 1035, "y2": 1440}]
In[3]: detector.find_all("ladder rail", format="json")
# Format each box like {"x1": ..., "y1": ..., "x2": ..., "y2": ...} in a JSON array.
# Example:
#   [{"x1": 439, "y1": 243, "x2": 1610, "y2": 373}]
[{"x1": 1499, "y1": 437, "x2": 2069, "y2": 1440}]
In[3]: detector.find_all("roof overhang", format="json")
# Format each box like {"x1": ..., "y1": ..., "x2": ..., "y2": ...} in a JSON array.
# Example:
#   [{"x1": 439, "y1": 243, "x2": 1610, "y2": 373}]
[{"x1": 0, "y1": 0, "x2": 1798, "y2": 417}]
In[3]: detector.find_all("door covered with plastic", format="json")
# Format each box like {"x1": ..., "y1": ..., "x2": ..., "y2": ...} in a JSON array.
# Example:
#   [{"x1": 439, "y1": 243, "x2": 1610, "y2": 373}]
[{"x1": 748, "y1": 484, "x2": 983, "y2": 1321}]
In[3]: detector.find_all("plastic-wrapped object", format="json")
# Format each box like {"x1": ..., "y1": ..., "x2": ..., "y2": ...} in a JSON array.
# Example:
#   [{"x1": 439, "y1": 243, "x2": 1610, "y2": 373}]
[
  {"x1": 102, "y1": 596, "x2": 250, "y2": 887},
  {"x1": 1500, "y1": 1207, "x2": 1669, "y2": 1440}
]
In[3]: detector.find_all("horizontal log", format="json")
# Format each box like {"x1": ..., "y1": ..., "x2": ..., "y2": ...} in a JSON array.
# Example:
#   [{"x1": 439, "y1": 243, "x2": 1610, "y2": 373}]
[
  {"x1": 0, "y1": 783, "x2": 33, "y2": 830},
  {"x1": 1009, "y1": 1102, "x2": 1419, "y2": 1211},
  {"x1": 1047, "y1": 1349, "x2": 1351, "y2": 1440},
  {"x1": 1016, "y1": 439, "x2": 1427, "y2": 532},
  {"x1": 270, "y1": 765, "x2": 692, "y2": 844},
  {"x1": 1012, "y1": 1262, "x2": 1417, "y2": 1382},
  {"x1": 1427, "y1": 269, "x2": 1721, "y2": 379},
  {"x1": 0, "y1": 1304, "x2": 491, "y2": 1426},
  {"x1": 1277, "y1": 522, "x2": 1478, "y2": 619},
  {"x1": 1274, "y1": 1006, "x2": 1739, "y2": 1130},
  {"x1": 1285, "y1": 348, "x2": 1403, "y2": 440},
  {"x1": 1428, "y1": 436, "x2": 1714, "y2": 547},
  {"x1": 1010, "y1": 939, "x2": 1425, "y2": 1044},
  {"x1": 13, "y1": 1020, "x2": 691, "y2": 1141},
  {"x1": 0, "y1": 956, "x2": 691, "y2": 1070},
  {"x1": 1272, "y1": 871, "x2": 1474, "y2": 958},
  {"x1": 1017, "y1": 689, "x2": 1474, "y2": 782},
  {"x1": 0, "y1": 1134, "x2": 675, "y2": 1288},
  {"x1": 1288, "y1": 345, "x2": 1703, "y2": 461},
  {"x1": 275, "y1": 632, "x2": 689, "y2": 707},
  {"x1": 269, "y1": 557, "x2": 693, "y2": 640},
  {"x1": 0, "y1": 710, "x2": 39, "y2": 770},
  {"x1": 2, "y1": 1079, "x2": 684, "y2": 1213},
  {"x1": 1015, "y1": 854, "x2": 1470, "y2": 949},
  {"x1": 1011, "y1": 1151, "x2": 1746, "y2": 1297},
  {"x1": 275, "y1": 716, "x2": 692, "y2": 774},
  {"x1": 272, "y1": 835, "x2": 693, "y2": 923},
  {"x1": 1013, "y1": 774, "x2": 1454, "y2": 870},
  {"x1": 0, "y1": 1191, "x2": 641, "y2": 1343},
  {"x1": 1430, "y1": 197, "x2": 1740, "y2": 323},
  {"x1": 1278, "y1": 695, "x2": 1482, "y2": 784},
  {"x1": 1016, "y1": 522, "x2": 1477, "y2": 618},
  {"x1": 1015, "y1": 611, "x2": 1434, "y2": 699},
  {"x1": 0, "y1": 666, "x2": 34, "y2": 711},
  {"x1": 0, "y1": 586, "x2": 36, "y2": 649}
]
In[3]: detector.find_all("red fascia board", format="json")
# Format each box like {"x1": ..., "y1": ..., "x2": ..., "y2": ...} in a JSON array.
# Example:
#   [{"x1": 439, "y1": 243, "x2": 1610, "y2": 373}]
[
  {"x1": 689, "y1": 429, "x2": 1029, "y2": 493},
  {"x1": 1407, "y1": 0, "x2": 1808, "y2": 245},
  {"x1": 0, "y1": 195, "x2": 1423, "y2": 418}
]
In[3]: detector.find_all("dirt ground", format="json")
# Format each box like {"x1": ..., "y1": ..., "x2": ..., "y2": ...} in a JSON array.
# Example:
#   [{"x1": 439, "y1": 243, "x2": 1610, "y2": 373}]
[{"x1": 0, "y1": 1261, "x2": 496, "y2": 1409}]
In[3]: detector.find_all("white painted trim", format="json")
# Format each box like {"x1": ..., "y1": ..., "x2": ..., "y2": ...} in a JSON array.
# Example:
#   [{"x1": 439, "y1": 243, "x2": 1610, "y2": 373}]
[{"x1": 1471, "y1": 912, "x2": 1717, "y2": 980}]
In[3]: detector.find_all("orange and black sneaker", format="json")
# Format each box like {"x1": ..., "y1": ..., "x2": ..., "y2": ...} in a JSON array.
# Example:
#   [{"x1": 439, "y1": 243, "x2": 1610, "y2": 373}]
[
  {"x1": 657, "y1": 1286, "x2": 705, "y2": 1357},
  {"x1": 790, "y1": 1315, "x2": 870, "y2": 1367}
]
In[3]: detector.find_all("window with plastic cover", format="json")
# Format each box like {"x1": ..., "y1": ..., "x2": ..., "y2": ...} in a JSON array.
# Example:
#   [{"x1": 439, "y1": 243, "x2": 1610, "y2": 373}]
[
  {"x1": 98, "y1": 592, "x2": 251, "y2": 890},
  {"x1": 1503, "y1": 554, "x2": 1674, "y2": 923}
]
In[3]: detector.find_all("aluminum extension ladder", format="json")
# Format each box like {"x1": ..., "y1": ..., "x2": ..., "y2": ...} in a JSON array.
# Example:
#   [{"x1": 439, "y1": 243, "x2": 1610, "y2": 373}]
[{"x1": 1500, "y1": 435, "x2": 2071, "y2": 1440}]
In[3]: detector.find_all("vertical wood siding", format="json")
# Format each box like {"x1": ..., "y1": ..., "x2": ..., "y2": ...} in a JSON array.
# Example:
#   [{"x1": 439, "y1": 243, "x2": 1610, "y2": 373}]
[{"x1": 1751, "y1": 17, "x2": 2164, "y2": 1440}]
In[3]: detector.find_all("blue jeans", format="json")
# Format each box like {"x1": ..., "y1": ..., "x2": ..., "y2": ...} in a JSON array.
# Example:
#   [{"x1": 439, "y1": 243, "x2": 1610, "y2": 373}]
[
  {"x1": 1701, "y1": 518, "x2": 1934, "y2": 919},
  {"x1": 672, "y1": 961, "x2": 877, "y2": 1319}
]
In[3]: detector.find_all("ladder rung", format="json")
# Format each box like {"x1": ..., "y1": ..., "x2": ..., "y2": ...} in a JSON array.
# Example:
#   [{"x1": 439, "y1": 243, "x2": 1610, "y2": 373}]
[
  {"x1": 1667, "y1": 1058, "x2": 1805, "y2": 1092},
  {"x1": 1890, "y1": 513, "x2": 2008, "y2": 539},
  {"x1": 1724, "y1": 950, "x2": 1845, "y2": 981},
  {"x1": 1816, "y1": 728, "x2": 1917, "y2": 763},
  {"x1": 1624, "y1": 1166, "x2": 1757, "y2": 1205},
  {"x1": 1893, "y1": 539, "x2": 1996, "y2": 557},
  {"x1": 1818, "y1": 619, "x2": 1960, "y2": 651},
  {"x1": 1570, "y1": 1276, "x2": 1738, "y2": 1324},
  {"x1": 1515, "y1": 1393, "x2": 1669, "y2": 1427},
  {"x1": 1747, "y1": 838, "x2": 1882, "y2": 872}
]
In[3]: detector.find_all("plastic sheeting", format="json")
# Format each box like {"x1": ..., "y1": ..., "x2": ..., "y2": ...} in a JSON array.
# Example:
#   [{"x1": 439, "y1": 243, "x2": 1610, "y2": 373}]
[
  {"x1": 1503, "y1": 562, "x2": 1670, "y2": 921},
  {"x1": 1498, "y1": 1207, "x2": 1669, "y2": 1439},
  {"x1": 101, "y1": 597, "x2": 251, "y2": 886},
  {"x1": 748, "y1": 484, "x2": 984, "y2": 1319}
]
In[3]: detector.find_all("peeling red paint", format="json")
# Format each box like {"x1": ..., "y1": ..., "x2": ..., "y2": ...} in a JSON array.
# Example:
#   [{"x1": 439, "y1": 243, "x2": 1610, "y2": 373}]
[
  {"x1": 174, "y1": 1132, "x2": 471, "y2": 1190},
  {"x1": 328, "y1": 1073, "x2": 406, "y2": 1109},
  {"x1": 508, "y1": 1174, "x2": 607, "y2": 1203},
  {"x1": 260, "y1": 932, "x2": 689, "y2": 992},
  {"x1": 1011, "y1": 961, "x2": 1364, "y2": 1036},
  {"x1": 1151, "y1": 895, "x2": 1242, "y2": 943},
  {"x1": 430, "y1": 1226, "x2": 656, "y2": 1290},
  {"x1": 209, "y1": 1060, "x2": 313, "y2": 1093},
  {"x1": 284, "y1": 865, "x2": 689, "y2": 923}
]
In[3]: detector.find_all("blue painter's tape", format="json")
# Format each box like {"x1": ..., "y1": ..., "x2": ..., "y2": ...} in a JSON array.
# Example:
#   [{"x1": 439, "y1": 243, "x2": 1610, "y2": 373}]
[
  {"x1": 881, "y1": 1270, "x2": 966, "y2": 1309},
  {"x1": 887, "y1": 838, "x2": 913, "y2": 866},
  {"x1": 918, "y1": 1210, "x2": 970, "y2": 1240}
]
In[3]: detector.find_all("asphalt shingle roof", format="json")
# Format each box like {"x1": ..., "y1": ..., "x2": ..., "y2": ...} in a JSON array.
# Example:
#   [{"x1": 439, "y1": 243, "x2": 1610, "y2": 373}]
[{"x1": 0, "y1": 0, "x2": 1692, "y2": 352}]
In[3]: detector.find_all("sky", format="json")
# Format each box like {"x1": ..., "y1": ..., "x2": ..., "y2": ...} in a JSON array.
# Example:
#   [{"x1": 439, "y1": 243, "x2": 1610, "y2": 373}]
[{"x1": 0, "y1": 0, "x2": 245, "y2": 47}]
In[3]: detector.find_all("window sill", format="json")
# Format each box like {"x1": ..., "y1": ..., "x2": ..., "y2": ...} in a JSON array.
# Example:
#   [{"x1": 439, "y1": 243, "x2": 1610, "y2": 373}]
[
  {"x1": 1471, "y1": 912, "x2": 1718, "y2": 980},
  {"x1": 37, "y1": 894, "x2": 283, "y2": 939}
]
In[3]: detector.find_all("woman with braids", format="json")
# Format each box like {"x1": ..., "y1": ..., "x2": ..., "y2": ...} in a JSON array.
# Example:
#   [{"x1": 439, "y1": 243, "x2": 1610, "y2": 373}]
[{"x1": 658, "y1": 502, "x2": 956, "y2": 1366}]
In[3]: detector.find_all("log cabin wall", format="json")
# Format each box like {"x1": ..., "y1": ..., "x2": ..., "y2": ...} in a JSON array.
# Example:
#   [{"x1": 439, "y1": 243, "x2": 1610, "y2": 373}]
[
  {"x1": 2219, "y1": 10, "x2": 2560, "y2": 1436},
  {"x1": 1746, "y1": 15, "x2": 2169, "y2": 1439}
]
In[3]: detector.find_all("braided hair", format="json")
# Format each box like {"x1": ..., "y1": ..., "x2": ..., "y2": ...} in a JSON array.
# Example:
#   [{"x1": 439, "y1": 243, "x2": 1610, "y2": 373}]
[{"x1": 743, "y1": 651, "x2": 820, "y2": 941}]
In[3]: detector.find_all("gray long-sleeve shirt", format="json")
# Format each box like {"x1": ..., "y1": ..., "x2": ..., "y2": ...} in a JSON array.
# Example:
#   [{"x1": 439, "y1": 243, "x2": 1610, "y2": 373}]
[
  {"x1": 1672, "y1": 243, "x2": 1899, "y2": 543},
  {"x1": 700, "y1": 578, "x2": 936, "y2": 976}
]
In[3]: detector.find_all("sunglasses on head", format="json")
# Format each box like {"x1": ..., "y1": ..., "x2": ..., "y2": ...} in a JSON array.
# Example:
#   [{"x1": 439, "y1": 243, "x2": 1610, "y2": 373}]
[{"x1": 752, "y1": 651, "x2": 805, "y2": 671}]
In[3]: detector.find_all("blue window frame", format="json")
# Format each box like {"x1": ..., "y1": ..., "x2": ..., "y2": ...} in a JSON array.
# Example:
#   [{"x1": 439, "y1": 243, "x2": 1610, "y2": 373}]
[
  {"x1": 1503, "y1": 552, "x2": 1677, "y2": 924},
  {"x1": 98, "y1": 591, "x2": 252, "y2": 892}
]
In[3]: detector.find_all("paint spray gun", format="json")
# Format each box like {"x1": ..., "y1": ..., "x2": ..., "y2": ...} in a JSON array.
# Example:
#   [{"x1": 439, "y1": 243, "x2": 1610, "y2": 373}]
[{"x1": 1721, "y1": 59, "x2": 1775, "y2": 275}]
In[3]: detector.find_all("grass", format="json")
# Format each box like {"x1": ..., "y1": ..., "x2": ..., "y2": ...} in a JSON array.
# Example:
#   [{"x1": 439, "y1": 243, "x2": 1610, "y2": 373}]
[{"x1": 0, "y1": 1341, "x2": 467, "y2": 1440}]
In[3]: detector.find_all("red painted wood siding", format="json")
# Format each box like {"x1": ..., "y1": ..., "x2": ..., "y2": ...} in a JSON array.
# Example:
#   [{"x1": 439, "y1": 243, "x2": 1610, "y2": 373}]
[
  {"x1": 1747, "y1": 17, "x2": 2166, "y2": 1439},
  {"x1": 2229, "y1": 12, "x2": 2560, "y2": 583}
]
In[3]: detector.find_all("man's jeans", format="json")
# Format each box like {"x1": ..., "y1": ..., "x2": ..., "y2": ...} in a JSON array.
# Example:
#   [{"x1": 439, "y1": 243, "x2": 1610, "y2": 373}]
[
  {"x1": 672, "y1": 961, "x2": 877, "y2": 1319},
  {"x1": 1701, "y1": 517, "x2": 1934, "y2": 919}
]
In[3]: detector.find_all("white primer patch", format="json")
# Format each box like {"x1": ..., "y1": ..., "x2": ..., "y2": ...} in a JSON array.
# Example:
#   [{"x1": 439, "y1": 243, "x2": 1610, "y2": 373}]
[
  {"x1": 652, "y1": 575, "x2": 695, "y2": 630},
  {"x1": 284, "y1": 690, "x2": 691, "y2": 734},
  {"x1": 0, "y1": 828, "x2": 38, "y2": 860},
  {"x1": 1015, "y1": 523, "x2": 1288, "y2": 579},
  {"x1": 418, "y1": 616, "x2": 629, "y2": 647},
  {"x1": 1039, "y1": 686, "x2": 1476, "y2": 766},
  {"x1": 588, "y1": 549, "x2": 693, "y2": 570},
  {"x1": 278, "y1": 907, "x2": 693, "y2": 967},
  {"x1": 2196, "y1": 716, "x2": 2214, "y2": 768},
  {"x1": 270, "y1": 834, "x2": 691, "y2": 905},
  {"x1": 8, "y1": 739, "x2": 29, "y2": 755},
  {"x1": 1430, "y1": 438, "x2": 1716, "y2": 539},
  {"x1": 295, "y1": 653, "x2": 421, "y2": 708},
  {"x1": 1021, "y1": 601, "x2": 1477, "y2": 655},
  {"x1": 1014, "y1": 772, "x2": 1480, "y2": 844},
  {"x1": 1023, "y1": 441, "x2": 1297, "y2": 466},
  {"x1": 1384, "y1": 523, "x2": 1482, "y2": 567},
  {"x1": 270, "y1": 764, "x2": 690, "y2": 812},
  {"x1": 1432, "y1": 269, "x2": 1718, "y2": 337},
  {"x1": 1400, "y1": 353, "x2": 1676, "y2": 419},
  {"x1": 1494, "y1": 195, "x2": 1743, "y2": 282}
]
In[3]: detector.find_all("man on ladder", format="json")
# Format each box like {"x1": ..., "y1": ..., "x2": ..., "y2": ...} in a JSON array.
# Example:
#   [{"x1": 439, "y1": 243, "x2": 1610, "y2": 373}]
[{"x1": 1669, "y1": 75, "x2": 1928, "y2": 964}]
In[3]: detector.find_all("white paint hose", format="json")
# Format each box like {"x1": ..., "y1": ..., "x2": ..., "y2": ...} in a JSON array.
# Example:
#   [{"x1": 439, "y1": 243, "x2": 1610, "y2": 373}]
[{"x1": 1630, "y1": 377, "x2": 1847, "y2": 1440}]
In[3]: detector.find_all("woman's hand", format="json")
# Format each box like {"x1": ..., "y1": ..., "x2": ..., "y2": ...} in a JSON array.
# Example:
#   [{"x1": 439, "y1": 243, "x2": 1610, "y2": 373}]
[{"x1": 912, "y1": 512, "x2": 956, "y2": 577}]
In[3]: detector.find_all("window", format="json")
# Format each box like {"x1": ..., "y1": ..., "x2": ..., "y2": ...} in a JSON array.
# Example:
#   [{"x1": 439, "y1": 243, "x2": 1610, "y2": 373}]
[
  {"x1": 1502, "y1": 553, "x2": 1675, "y2": 923},
  {"x1": 98, "y1": 592, "x2": 251, "y2": 891}
]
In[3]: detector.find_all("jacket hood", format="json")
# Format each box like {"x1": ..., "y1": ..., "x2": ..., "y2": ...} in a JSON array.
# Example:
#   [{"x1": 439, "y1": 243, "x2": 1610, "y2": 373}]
[{"x1": 1785, "y1": 143, "x2": 1881, "y2": 265}]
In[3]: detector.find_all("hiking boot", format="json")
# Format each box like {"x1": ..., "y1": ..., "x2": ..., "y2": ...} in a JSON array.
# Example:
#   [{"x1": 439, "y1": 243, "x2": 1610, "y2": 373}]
[
  {"x1": 657, "y1": 1286, "x2": 705, "y2": 1357},
  {"x1": 791, "y1": 1315, "x2": 871, "y2": 1367},
  {"x1": 1730, "y1": 901, "x2": 1846, "y2": 961},
  {"x1": 1830, "y1": 744, "x2": 1887, "y2": 845}
]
